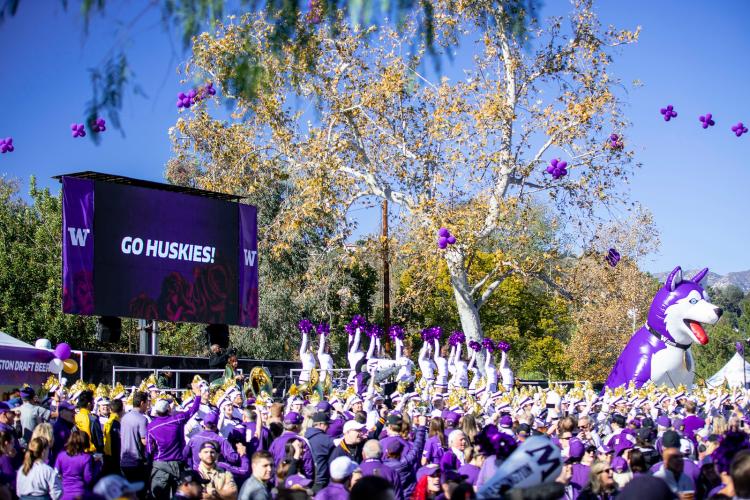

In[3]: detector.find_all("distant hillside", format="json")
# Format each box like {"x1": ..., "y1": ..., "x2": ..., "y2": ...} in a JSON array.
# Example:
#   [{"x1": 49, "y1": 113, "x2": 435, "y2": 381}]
[{"x1": 652, "y1": 269, "x2": 750, "y2": 293}]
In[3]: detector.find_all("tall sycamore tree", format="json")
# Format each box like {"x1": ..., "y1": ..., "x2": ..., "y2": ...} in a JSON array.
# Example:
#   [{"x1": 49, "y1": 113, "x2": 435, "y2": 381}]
[{"x1": 169, "y1": 0, "x2": 639, "y2": 360}]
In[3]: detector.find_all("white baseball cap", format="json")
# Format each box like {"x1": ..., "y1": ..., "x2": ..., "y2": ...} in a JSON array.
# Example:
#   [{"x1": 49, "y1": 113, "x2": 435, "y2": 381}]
[
  {"x1": 329, "y1": 456, "x2": 358, "y2": 480},
  {"x1": 153, "y1": 399, "x2": 170, "y2": 413},
  {"x1": 343, "y1": 420, "x2": 366, "y2": 434},
  {"x1": 94, "y1": 475, "x2": 144, "y2": 500}
]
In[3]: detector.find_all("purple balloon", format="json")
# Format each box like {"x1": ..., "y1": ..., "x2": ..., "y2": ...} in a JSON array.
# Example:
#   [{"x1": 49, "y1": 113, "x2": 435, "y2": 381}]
[
  {"x1": 54, "y1": 342, "x2": 72, "y2": 360},
  {"x1": 438, "y1": 227, "x2": 450, "y2": 238},
  {"x1": 447, "y1": 235, "x2": 456, "y2": 245}
]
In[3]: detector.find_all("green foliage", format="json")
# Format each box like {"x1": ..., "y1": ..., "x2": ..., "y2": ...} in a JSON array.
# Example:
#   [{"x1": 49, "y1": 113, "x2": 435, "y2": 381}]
[
  {"x1": 481, "y1": 277, "x2": 572, "y2": 379},
  {"x1": 707, "y1": 285, "x2": 745, "y2": 321}
]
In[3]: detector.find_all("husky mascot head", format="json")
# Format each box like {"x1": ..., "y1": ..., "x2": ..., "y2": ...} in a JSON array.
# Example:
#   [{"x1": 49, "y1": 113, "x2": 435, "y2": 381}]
[{"x1": 648, "y1": 266, "x2": 722, "y2": 347}]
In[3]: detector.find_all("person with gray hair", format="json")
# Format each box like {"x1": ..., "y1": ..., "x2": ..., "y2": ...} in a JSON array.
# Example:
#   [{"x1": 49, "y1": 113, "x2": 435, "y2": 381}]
[
  {"x1": 439, "y1": 430, "x2": 467, "y2": 472},
  {"x1": 359, "y1": 439, "x2": 403, "y2": 498}
]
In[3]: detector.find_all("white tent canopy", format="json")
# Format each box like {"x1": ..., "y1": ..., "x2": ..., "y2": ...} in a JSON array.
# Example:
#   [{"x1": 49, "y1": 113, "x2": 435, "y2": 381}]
[
  {"x1": 706, "y1": 352, "x2": 750, "y2": 388},
  {"x1": 0, "y1": 331, "x2": 34, "y2": 349}
]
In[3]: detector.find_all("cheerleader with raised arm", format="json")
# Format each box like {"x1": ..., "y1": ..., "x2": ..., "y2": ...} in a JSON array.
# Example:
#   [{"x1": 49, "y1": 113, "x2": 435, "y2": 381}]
[
  {"x1": 497, "y1": 341, "x2": 514, "y2": 390},
  {"x1": 297, "y1": 319, "x2": 317, "y2": 385},
  {"x1": 482, "y1": 338, "x2": 499, "y2": 393},
  {"x1": 433, "y1": 329, "x2": 448, "y2": 393},
  {"x1": 448, "y1": 331, "x2": 469, "y2": 390},
  {"x1": 346, "y1": 315, "x2": 367, "y2": 386},
  {"x1": 316, "y1": 322, "x2": 333, "y2": 384}
]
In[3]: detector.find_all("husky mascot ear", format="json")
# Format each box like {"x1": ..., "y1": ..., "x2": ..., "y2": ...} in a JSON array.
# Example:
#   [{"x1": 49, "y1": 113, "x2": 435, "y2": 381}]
[
  {"x1": 665, "y1": 266, "x2": 683, "y2": 291},
  {"x1": 690, "y1": 268, "x2": 709, "y2": 284}
]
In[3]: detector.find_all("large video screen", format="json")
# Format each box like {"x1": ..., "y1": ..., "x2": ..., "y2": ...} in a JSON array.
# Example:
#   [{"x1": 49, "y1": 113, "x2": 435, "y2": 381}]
[{"x1": 61, "y1": 176, "x2": 258, "y2": 327}]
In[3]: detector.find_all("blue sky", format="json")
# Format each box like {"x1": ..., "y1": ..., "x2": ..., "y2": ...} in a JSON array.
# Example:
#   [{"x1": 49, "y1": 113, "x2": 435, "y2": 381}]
[{"x1": 0, "y1": 1, "x2": 748, "y2": 275}]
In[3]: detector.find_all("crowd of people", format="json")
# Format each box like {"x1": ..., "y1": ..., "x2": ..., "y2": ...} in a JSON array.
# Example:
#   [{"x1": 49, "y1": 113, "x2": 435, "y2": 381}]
[{"x1": 1, "y1": 334, "x2": 750, "y2": 500}]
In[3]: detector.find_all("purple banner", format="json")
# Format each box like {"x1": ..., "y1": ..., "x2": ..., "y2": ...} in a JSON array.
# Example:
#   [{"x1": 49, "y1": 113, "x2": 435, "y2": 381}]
[
  {"x1": 0, "y1": 346, "x2": 55, "y2": 387},
  {"x1": 238, "y1": 204, "x2": 258, "y2": 327},
  {"x1": 62, "y1": 177, "x2": 95, "y2": 315}
]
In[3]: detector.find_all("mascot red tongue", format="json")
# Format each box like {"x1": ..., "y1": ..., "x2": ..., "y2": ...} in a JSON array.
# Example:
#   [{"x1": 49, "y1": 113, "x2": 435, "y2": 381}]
[{"x1": 688, "y1": 320, "x2": 709, "y2": 345}]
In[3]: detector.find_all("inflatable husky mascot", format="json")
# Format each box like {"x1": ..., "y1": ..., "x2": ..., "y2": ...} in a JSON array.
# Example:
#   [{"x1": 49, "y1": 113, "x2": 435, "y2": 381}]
[{"x1": 605, "y1": 266, "x2": 723, "y2": 389}]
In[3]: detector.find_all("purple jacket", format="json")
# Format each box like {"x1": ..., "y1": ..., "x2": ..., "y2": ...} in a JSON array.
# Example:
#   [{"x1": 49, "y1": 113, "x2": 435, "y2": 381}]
[
  {"x1": 0, "y1": 455, "x2": 14, "y2": 490},
  {"x1": 570, "y1": 463, "x2": 590, "y2": 499},
  {"x1": 326, "y1": 417, "x2": 345, "y2": 439},
  {"x1": 51, "y1": 419, "x2": 74, "y2": 465},
  {"x1": 380, "y1": 434, "x2": 411, "y2": 461},
  {"x1": 268, "y1": 431, "x2": 314, "y2": 479},
  {"x1": 54, "y1": 452, "x2": 96, "y2": 498},
  {"x1": 422, "y1": 435, "x2": 446, "y2": 465},
  {"x1": 650, "y1": 460, "x2": 700, "y2": 486},
  {"x1": 147, "y1": 396, "x2": 201, "y2": 462},
  {"x1": 183, "y1": 429, "x2": 239, "y2": 470},
  {"x1": 383, "y1": 425, "x2": 426, "y2": 500},
  {"x1": 217, "y1": 454, "x2": 250, "y2": 483},
  {"x1": 360, "y1": 458, "x2": 403, "y2": 500},
  {"x1": 682, "y1": 415, "x2": 705, "y2": 441},
  {"x1": 314, "y1": 482, "x2": 349, "y2": 500}
]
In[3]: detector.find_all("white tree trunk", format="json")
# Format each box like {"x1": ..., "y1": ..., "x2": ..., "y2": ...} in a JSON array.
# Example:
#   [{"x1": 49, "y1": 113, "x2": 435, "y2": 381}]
[{"x1": 445, "y1": 248, "x2": 486, "y2": 373}]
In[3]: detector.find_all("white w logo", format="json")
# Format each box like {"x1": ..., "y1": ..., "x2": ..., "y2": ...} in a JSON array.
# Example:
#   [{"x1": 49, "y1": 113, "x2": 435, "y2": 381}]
[{"x1": 67, "y1": 227, "x2": 91, "y2": 247}]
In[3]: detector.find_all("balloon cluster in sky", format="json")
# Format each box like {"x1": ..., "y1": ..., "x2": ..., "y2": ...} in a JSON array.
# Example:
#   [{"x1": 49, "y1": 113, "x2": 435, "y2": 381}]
[
  {"x1": 699, "y1": 113, "x2": 715, "y2": 129},
  {"x1": 0, "y1": 138, "x2": 13, "y2": 154},
  {"x1": 732, "y1": 122, "x2": 748, "y2": 137},
  {"x1": 176, "y1": 82, "x2": 216, "y2": 109},
  {"x1": 546, "y1": 158, "x2": 568, "y2": 179},
  {"x1": 608, "y1": 133, "x2": 623, "y2": 150},
  {"x1": 71, "y1": 124, "x2": 86, "y2": 138},
  {"x1": 661, "y1": 105, "x2": 747, "y2": 137},
  {"x1": 71, "y1": 118, "x2": 107, "y2": 138},
  {"x1": 660, "y1": 105, "x2": 678, "y2": 121},
  {"x1": 437, "y1": 227, "x2": 457, "y2": 249}
]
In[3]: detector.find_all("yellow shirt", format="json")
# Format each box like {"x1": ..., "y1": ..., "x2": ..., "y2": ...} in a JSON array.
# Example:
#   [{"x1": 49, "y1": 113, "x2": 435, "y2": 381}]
[
  {"x1": 74, "y1": 408, "x2": 97, "y2": 453},
  {"x1": 103, "y1": 413, "x2": 119, "y2": 456}
]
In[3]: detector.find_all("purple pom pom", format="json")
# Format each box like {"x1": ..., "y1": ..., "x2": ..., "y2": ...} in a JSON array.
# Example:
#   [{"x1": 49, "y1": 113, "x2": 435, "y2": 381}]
[
  {"x1": 497, "y1": 341, "x2": 510, "y2": 352},
  {"x1": 421, "y1": 326, "x2": 442, "y2": 341},
  {"x1": 316, "y1": 322, "x2": 330, "y2": 336},
  {"x1": 469, "y1": 340, "x2": 481, "y2": 352},
  {"x1": 449, "y1": 331, "x2": 465, "y2": 346},
  {"x1": 476, "y1": 424, "x2": 518, "y2": 459},
  {"x1": 366, "y1": 324, "x2": 382, "y2": 338},
  {"x1": 389, "y1": 324, "x2": 405, "y2": 340},
  {"x1": 482, "y1": 338, "x2": 495, "y2": 352},
  {"x1": 345, "y1": 315, "x2": 368, "y2": 336},
  {"x1": 298, "y1": 318, "x2": 314, "y2": 335}
]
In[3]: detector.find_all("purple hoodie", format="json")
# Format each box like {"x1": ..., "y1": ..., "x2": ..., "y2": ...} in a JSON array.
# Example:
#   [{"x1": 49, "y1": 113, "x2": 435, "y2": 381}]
[{"x1": 54, "y1": 452, "x2": 96, "y2": 498}]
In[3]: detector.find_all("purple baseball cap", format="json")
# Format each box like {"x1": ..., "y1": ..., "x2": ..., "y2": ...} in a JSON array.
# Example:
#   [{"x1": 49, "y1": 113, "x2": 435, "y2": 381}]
[
  {"x1": 499, "y1": 415, "x2": 513, "y2": 428},
  {"x1": 284, "y1": 474, "x2": 312, "y2": 489},
  {"x1": 316, "y1": 401, "x2": 332, "y2": 412},
  {"x1": 284, "y1": 412, "x2": 303, "y2": 425},
  {"x1": 416, "y1": 465, "x2": 441, "y2": 481},
  {"x1": 566, "y1": 439, "x2": 585, "y2": 462},
  {"x1": 386, "y1": 440, "x2": 404, "y2": 454},
  {"x1": 0, "y1": 402, "x2": 9, "y2": 414},
  {"x1": 203, "y1": 411, "x2": 220, "y2": 426},
  {"x1": 655, "y1": 415, "x2": 671, "y2": 427},
  {"x1": 58, "y1": 401, "x2": 76, "y2": 412}
]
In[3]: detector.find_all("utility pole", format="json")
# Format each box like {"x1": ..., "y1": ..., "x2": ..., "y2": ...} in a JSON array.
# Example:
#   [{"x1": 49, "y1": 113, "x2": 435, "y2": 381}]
[{"x1": 382, "y1": 199, "x2": 391, "y2": 344}]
